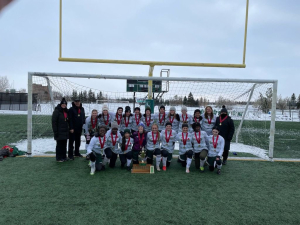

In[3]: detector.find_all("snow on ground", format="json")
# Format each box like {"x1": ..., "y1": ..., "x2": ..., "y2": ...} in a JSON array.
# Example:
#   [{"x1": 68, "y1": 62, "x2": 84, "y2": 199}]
[
  {"x1": 14, "y1": 137, "x2": 269, "y2": 160},
  {"x1": 1, "y1": 103, "x2": 299, "y2": 122}
]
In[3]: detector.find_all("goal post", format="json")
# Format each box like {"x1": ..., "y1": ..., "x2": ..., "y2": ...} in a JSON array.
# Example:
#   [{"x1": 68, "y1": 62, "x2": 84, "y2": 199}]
[{"x1": 27, "y1": 72, "x2": 277, "y2": 160}]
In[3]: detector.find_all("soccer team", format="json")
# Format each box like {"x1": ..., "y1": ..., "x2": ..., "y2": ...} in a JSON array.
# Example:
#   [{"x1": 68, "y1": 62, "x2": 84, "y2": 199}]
[{"x1": 52, "y1": 98, "x2": 235, "y2": 175}]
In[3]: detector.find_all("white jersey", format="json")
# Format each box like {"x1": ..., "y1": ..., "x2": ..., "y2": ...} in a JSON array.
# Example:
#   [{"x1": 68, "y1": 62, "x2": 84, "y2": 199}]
[
  {"x1": 165, "y1": 113, "x2": 180, "y2": 132},
  {"x1": 146, "y1": 132, "x2": 161, "y2": 151},
  {"x1": 201, "y1": 114, "x2": 217, "y2": 136},
  {"x1": 189, "y1": 116, "x2": 202, "y2": 133},
  {"x1": 176, "y1": 132, "x2": 193, "y2": 154},
  {"x1": 207, "y1": 135, "x2": 225, "y2": 157},
  {"x1": 106, "y1": 131, "x2": 122, "y2": 154},
  {"x1": 131, "y1": 114, "x2": 144, "y2": 132},
  {"x1": 154, "y1": 112, "x2": 168, "y2": 131},
  {"x1": 120, "y1": 115, "x2": 134, "y2": 132},
  {"x1": 160, "y1": 129, "x2": 177, "y2": 153},
  {"x1": 191, "y1": 131, "x2": 209, "y2": 153},
  {"x1": 119, "y1": 137, "x2": 134, "y2": 154},
  {"x1": 87, "y1": 135, "x2": 108, "y2": 155},
  {"x1": 178, "y1": 113, "x2": 193, "y2": 133},
  {"x1": 142, "y1": 114, "x2": 155, "y2": 132},
  {"x1": 99, "y1": 112, "x2": 115, "y2": 129}
]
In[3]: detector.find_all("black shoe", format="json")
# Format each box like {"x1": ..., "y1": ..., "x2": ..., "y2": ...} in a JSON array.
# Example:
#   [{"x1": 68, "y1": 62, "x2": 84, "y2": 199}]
[
  {"x1": 222, "y1": 160, "x2": 227, "y2": 165},
  {"x1": 121, "y1": 164, "x2": 125, "y2": 168},
  {"x1": 217, "y1": 169, "x2": 221, "y2": 175},
  {"x1": 127, "y1": 165, "x2": 131, "y2": 171},
  {"x1": 56, "y1": 159, "x2": 64, "y2": 163},
  {"x1": 62, "y1": 158, "x2": 69, "y2": 162},
  {"x1": 68, "y1": 157, "x2": 74, "y2": 161},
  {"x1": 101, "y1": 165, "x2": 106, "y2": 171},
  {"x1": 74, "y1": 154, "x2": 83, "y2": 157},
  {"x1": 166, "y1": 161, "x2": 171, "y2": 167}
]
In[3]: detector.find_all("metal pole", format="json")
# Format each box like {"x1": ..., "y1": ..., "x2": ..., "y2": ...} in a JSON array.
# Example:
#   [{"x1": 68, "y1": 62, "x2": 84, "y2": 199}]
[
  {"x1": 27, "y1": 73, "x2": 33, "y2": 156},
  {"x1": 243, "y1": 0, "x2": 249, "y2": 64},
  {"x1": 58, "y1": 57, "x2": 246, "y2": 68},
  {"x1": 148, "y1": 66, "x2": 154, "y2": 99},
  {"x1": 45, "y1": 77, "x2": 55, "y2": 111},
  {"x1": 236, "y1": 84, "x2": 256, "y2": 143},
  {"x1": 59, "y1": 0, "x2": 62, "y2": 58},
  {"x1": 133, "y1": 92, "x2": 135, "y2": 110},
  {"x1": 269, "y1": 81, "x2": 278, "y2": 160},
  {"x1": 30, "y1": 72, "x2": 277, "y2": 84}
]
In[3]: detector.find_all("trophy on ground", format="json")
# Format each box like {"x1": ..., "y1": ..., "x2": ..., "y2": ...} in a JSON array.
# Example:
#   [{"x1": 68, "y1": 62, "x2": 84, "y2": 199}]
[{"x1": 131, "y1": 147, "x2": 154, "y2": 174}]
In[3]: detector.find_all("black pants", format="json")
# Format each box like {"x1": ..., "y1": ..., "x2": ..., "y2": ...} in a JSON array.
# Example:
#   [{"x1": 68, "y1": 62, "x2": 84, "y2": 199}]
[
  {"x1": 68, "y1": 131, "x2": 82, "y2": 157},
  {"x1": 222, "y1": 141, "x2": 231, "y2": 161},
  {"x1": 56, "y1": 140, "x2": 67, "y2": 160},
  {"x1": 194, "y1": 150, "x2": 208, "y2": 169},
  {"x1": 119, "y1": 152, "x2": 133, "y2": 166},
  {"x1": 146, "y1": 148, "x2": 161, "y2": 164}
]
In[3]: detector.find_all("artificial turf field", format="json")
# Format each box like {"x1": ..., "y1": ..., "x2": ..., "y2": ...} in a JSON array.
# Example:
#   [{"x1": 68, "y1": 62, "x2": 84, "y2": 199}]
[
  {"x1": 1, "y1": 114, "x2": 299, "y2": 159},
  {"x1": 0, "y1": 157, "x2": 299, "y2": 225}
]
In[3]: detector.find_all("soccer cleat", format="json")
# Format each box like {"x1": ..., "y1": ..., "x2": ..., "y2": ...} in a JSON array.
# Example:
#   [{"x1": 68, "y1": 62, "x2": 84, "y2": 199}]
[
  {"x1": 68, "y1": 157, "x2": 74, "y2": 161},
  {"x1": 222, "y1": 160, "x2": 227, "y2": 165},
  {"x1": 217, "y1": 169, "x2": 221, "y2": 175},
  {"x1": 186, "y1": 168, "x2": 190, "y2": 173},
  {"x1": 90, "y1": 162, "x2": 96, "y2": 175},
  {"x1": 56, "y1": 159, "x2": 64, "y2": 163},
  {"x1": 162, "y1": 166, "x2": 167, "y2": 171},
  {"x1": 126, "y1": 166, "x2": 131, "y2": 172},
  {"x1": 200, "y1": 167, "x2": 204, "y2": 173},
  {"x1": 75, "y1": 153, "x2": 83, "y2": 158},
  {"x1": 166, "y1": 161, "x2": 171, "y2": 167},
  {"x1": 156, "y1": 166, "x2": 161, "y2": 171}
]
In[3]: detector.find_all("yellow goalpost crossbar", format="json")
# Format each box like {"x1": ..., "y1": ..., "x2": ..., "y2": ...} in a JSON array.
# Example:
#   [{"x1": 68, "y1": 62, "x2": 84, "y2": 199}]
[{"x1": 58, "y1": 0, "x2": 249, "y2": 68}]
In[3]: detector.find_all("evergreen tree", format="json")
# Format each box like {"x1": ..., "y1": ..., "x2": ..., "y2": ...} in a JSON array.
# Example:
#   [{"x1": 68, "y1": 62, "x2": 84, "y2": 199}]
[
  {"x1": 82, "y1": 90, "x2": 88, "y2": 103},
  {"x1": 291, "y1": 93, "x2": 296, "y2": 107},
  {"x1": 187, "y1": 92, "x2": 195, "y2": 106},
  {"x1": 72, "y1": 90, "x2": 78, "y2": 101},
  {"x1": 88, "y1": 89, "x2": 96, "y2": 103},
  {"x1": 199, "y1": 97, "x2": 203, "y2": 106},
  {"x1": 78, "y1": 91, "x2": 83, "y2": 102},
  {"x1": 183, "y1": 96, "x2": 187, "y2": 105},
  {"x1": 297, "y1": 94, "x2": 300, "y2": 109}
]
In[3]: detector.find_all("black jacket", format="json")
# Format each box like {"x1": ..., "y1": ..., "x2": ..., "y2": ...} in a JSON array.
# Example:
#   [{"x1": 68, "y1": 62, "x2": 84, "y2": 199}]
[
  {"x1": 216, "y1": 115, "x2": 235, "y2": 141},
  {"x1": 52, "y1": 104, "x2": 69, "y2": 140},
  {"x1": 68, "y1": 102, "x2": 85, "y2": 133}
]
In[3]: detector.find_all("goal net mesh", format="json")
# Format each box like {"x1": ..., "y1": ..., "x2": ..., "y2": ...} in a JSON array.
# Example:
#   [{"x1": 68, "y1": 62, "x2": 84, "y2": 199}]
[{"x1": 25, "y1": 75, "x2": 276, "y2": 158}]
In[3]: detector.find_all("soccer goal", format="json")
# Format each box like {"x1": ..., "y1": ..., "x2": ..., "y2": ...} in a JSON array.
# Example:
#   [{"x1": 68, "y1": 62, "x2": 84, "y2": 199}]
[{"x1": 27, "y1": 72, "x2": 278, "y2": 160}]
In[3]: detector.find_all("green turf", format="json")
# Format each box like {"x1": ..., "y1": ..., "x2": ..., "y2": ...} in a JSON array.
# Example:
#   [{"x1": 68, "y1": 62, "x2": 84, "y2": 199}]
[
  {"x1": 0, "y1": 158, "x2": 299, "y2": 225},
  {"x1": 0, "y1": 114, "x2": 299, "y2": 158}
]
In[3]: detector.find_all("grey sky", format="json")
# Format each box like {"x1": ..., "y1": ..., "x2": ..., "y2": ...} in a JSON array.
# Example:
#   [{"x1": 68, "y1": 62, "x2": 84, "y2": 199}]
[{"x1": 0, "y1": 0, "x2": 299, "y2": 97}]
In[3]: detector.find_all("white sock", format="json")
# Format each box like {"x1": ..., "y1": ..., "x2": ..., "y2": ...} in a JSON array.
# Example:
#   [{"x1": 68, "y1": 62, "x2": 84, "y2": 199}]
[
  {"x1": 103, "y1": 156, "x2": 110, "y2": 165},
  {"x1": 200, "y1": 159, "x2": 205, "y2": 167},
  {"x1": 156, "y1": 155, "x2": 161, "y2": 167},
  {"x1": 127, "y1": 159, "x2": 132, "y2": 167},
  {"x1": 186, "y1": 158, "x2": 192, "y2": 168},
  {"x1": 163, "y1": 157, "x2": 167, "y2": 166}
]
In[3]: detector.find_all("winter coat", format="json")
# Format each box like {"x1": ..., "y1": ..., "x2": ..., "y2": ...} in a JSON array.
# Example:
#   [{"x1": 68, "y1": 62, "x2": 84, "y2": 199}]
[
  {"x1": 68, "y1": 102, "x2": 85, "y2": 133},
  {"x1": 131, "y1": 131, "x2": 147, "y2": 151},
  {"x1": 52, "y1": 104, "x2": 69, "y2": 140},
  {"x1": 215, "y1": 115, "x2": 235, "y2": 141}
]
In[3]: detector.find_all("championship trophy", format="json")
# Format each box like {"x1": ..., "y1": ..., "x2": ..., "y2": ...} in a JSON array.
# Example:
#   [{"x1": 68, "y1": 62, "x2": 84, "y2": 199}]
[{"x1": 131, "y1": 147, "x2": 154, "y2": 174}]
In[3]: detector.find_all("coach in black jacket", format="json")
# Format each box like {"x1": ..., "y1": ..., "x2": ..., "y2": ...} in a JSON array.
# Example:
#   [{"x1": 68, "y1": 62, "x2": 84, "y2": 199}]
[
  {"x1": 68, "y1": 99, "x2": 85, "y2": 159},
  {"x1": 52, "y1": 98, "x2": 69, "y2": 162},
  {"x1": 216, "y1": 105, "x2": 235, "y2": 165}
]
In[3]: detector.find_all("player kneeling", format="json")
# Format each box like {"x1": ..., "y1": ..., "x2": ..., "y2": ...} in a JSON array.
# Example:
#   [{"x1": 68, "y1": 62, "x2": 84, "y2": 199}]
[
  {"x1": 160, "y1": 122, "x2": 177, "y2": 171},
  {"x1": 119, "y1": 129, "x2": 134, "y2": 171},
  {"x1": 207, "y1": 127, "x2": 225, "y2": 175},
  {"x1": 86, "y1": 126, "x2": 113, "y2": 175},
  {"x1": 176, "y1": 123, "x2": 193, "y2": 173},
  {"x1": 192, "y1": 122, "x2": 209, "y2": 172}
]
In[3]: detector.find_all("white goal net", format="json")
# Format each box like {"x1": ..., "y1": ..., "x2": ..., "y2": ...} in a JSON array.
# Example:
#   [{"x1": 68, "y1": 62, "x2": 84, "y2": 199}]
[{"x1": 25, "y1": 72, "x2": 279, "y2": 159}]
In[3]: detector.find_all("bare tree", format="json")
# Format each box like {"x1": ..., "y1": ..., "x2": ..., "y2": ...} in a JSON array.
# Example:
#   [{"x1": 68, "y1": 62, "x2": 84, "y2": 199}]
[
  {"x1": 277, "y1": 95, "x2": 288, "y2": 115},
  {"x1": 19, "y1": 88, "x2": 26, "y2": 93},
  {"x1": 0, "y1": 76, "x2": 10, "y2": 92}
]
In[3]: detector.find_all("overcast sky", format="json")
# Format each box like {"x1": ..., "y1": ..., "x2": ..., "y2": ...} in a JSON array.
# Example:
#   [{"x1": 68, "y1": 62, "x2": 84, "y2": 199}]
[{"x1": 0, "y1": 0, "x2": 299, "y2": 97}]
